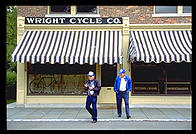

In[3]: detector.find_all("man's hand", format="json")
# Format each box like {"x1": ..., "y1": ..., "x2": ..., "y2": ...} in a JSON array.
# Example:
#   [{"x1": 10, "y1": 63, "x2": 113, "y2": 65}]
[
  {"x1": 84, "y1": 84, "x2": 88, "y2": 88},
  {"x1": 89, "y1": 87, "x2": 93, "y2": 90}
]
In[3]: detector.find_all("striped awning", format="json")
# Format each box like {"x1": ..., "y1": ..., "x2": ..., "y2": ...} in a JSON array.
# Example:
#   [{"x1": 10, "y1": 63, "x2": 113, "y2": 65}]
[
  {"x1": 128, "y1": 30, "x2": 192, "y2": 63},
  {"x1": 12, "y1": 30, "x2": 122, "y2": 65}
]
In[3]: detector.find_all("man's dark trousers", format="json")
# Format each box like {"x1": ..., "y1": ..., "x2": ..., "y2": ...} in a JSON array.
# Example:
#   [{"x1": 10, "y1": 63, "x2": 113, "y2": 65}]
[
  {"x1": 85, "y1": 96, "x2": 97, "y2": 121},
  {"x1": 116, "y1": 91, "x2": 130, "y2": 117}
]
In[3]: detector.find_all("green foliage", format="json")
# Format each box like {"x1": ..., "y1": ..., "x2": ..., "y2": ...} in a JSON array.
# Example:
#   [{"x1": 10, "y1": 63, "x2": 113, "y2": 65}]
[
  {"x1": 7, "y1": 45, "x2": 16, "y2": 71},
  {"x1": 7, "y1": 99, "x2": 16, "y2": 104},
  {"x1": 6, "y1": 6, "x2": 17, "y2": 72},
  {"x1": 6, "y1": 70, "x2": 17, "y2": 86}
]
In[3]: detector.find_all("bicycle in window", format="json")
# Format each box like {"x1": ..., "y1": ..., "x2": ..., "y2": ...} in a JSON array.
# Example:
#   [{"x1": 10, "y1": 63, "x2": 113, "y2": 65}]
[{"x1": 29, "y1": 75, "x2": 58, "y2": 94}]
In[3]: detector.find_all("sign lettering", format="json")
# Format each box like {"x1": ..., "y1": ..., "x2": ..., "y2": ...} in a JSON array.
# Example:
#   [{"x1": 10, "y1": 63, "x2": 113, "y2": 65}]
[{"x1": 25, "y1": 17, "x2": 122, "y2": 24}]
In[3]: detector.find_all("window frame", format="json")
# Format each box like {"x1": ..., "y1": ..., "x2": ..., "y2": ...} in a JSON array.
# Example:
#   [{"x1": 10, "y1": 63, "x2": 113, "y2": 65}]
[
  {"x1": 182, "y1": 6, "x2": 192, "y2": 13},
  {"x1": 76, "y1": 5, "x2": 98, "y2": 14},
  {"x1": 152, "y1": 6, "x2": 192, "y2": 17},
  {"x1": 49, "y1": 5, "x2": 71, "y2": 14},
  {"x1": 47, "y1": 5, "x2": 99, "y2": 16},
  {"x1": 154, "y1": 6, "x2": 178, "y2": 14}
]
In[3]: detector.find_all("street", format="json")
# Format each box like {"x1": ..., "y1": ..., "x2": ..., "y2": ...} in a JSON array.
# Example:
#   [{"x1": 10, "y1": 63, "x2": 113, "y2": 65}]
[{"x1": 7, "y1": 121, "x2": 192, "y2": 130}]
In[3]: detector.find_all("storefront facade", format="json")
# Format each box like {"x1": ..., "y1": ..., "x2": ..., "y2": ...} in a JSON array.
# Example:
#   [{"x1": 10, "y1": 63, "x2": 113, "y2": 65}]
[{"x1": 13, "y1": 6, "x2": 192, "y2": 105}]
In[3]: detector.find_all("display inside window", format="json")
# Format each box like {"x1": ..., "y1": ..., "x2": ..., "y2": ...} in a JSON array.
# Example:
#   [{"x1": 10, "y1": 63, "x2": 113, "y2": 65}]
[
  {"x1": 77, "y1": 5, "x2": 97, "y2": 14},
  {"x1": 27, "y1": 63, "x2": 95, "y2": 95},
  {"x1": 155, "y1": 6, "x2": 177, "y2": 14},
  {"x1": 133, "y1": 82, "x2": 160, "y2": 94},
  {"x1": 50, "y1": 5, "x2": 70, "y2": 13}
]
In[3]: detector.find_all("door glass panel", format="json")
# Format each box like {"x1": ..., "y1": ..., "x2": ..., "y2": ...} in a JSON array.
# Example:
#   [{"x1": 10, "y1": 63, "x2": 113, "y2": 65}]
[{"x1": 101, "y1": 64, "x2": 117, "y2": 87}]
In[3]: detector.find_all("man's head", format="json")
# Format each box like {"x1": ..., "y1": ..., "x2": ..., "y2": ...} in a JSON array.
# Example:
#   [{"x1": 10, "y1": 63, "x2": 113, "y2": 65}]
[
  {"x1": 119, "y1": 69, "x2": 125, "y2": 78},
  {"x1": 88, "y1": 71, "x2": 95, "y2": 81}
]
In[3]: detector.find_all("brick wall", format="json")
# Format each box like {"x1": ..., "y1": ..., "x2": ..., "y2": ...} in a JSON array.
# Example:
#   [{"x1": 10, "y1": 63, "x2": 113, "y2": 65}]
[
  {"x1": 99, "y1": 6, "x2": 192, "y2": 24},
  {"x1": 17, "y1": 6, "x2": 48, "y2": 17},
  {"x1": 17, "y1": 6, "x2": 191, "y2": 24}
]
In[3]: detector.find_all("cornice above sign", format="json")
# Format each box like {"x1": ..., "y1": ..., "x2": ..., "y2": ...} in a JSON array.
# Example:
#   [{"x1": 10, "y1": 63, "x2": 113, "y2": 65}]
[{"x1": 25, "y1": 17, "x2": 122, "y2": 24}]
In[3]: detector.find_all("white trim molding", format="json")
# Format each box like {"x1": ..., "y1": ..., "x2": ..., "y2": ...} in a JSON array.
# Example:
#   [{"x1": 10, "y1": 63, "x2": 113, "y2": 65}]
[{"x1": 152, "y1": 13, "x2": 192, "y2": 18}]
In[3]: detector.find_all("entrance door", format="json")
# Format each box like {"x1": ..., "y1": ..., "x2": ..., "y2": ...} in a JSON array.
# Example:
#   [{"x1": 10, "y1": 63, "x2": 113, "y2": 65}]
[{"x1": 98, "y1": 64, "x2": 117, "y2": 103}]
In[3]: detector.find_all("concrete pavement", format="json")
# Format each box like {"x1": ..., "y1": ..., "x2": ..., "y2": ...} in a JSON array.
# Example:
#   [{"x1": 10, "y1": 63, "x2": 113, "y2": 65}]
[
  {"x1": 7, "y1": 103, "x2": 192, "y2": 122},
  {"x1": 7, "y1": 121, "x2": 192, "y2": 130},
  {"x1": 7, "y1": 103, "x2": 192, "y2": 130}
]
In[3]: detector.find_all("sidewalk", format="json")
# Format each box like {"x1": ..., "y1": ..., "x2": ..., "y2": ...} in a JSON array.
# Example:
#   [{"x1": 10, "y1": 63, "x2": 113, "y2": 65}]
[{"x1": 7, "y1": 103, "x2": 192, "y2": 122}]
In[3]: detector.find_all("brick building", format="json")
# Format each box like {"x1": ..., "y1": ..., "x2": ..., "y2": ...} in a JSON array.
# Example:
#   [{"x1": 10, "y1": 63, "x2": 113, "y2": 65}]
[
  {"x1": 13, "y1": 6, "x2": 192, "y2": 105},
  {"x1": 17, "y1": 6, "x2": 191, "y2": 24}
]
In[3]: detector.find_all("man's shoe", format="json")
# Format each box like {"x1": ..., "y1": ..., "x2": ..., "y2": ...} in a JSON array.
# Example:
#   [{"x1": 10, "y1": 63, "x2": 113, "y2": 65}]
[
  {"x1": 92, "y1": 120, "x2": 97, "y2": 123},
  {"x1": 118, "y1": 115, "x2": 121, "y2": 117},
  {"x1": 127, "y1": 115, "x2": 131, "y2": 119}
]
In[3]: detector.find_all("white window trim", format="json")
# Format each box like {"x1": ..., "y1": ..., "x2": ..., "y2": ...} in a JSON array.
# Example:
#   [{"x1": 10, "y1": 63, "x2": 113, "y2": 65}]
[{"x1": 152, "y1": 13, "x2": 192, "y2": 17}]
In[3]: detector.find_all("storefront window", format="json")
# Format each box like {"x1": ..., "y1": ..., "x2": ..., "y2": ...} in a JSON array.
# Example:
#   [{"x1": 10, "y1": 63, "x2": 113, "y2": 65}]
[
  {"x1": 27, "y1": 63, "x2": 95, "y2": 95},
  {"x1": 131, "y1": 62, "x2": 192, "y2": 95},
  {"x1": 50, "y1": 5, "x2": 71, "y2": 14},
  {"x1": 77, "y1": 5, "x2": 97, "y2": 14}
]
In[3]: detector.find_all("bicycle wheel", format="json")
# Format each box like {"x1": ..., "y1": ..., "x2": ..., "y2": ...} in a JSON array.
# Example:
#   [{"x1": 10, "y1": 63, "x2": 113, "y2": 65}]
[{"x1": 29, "y1": 79, "x2": 44, "y2": 94}]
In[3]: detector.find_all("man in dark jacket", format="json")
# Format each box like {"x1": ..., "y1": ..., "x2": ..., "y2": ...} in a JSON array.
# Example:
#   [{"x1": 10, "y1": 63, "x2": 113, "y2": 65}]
[
  {"x1": 113, "y1": 69, "x2": 132, "y2": 119},
  {"x1": 84, "y1": 71, "x2": 101, "y2": 123}
]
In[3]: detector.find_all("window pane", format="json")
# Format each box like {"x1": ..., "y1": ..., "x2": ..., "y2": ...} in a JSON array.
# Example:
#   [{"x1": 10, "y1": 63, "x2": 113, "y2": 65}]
[
  {"x1": 51, "y1": 5, "x2": 70, "y2": 13},
  {"x1": 77, "y1": 5, "x2": 97, "y2": 13},
  {"x1": 155, "y1": 6, "x2": 177, "y2": 13},
  {"x1": 132, "y1": 62, "x2": 162, "y2": 94},
  {"x1": 183, "y1": 6, "x2": 192, "y2": 13}
]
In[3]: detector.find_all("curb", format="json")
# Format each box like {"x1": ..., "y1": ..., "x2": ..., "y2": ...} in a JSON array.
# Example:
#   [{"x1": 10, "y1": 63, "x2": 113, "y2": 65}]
[{"x1": 7, "y1": 119, "x2": 192, "y2": 122}]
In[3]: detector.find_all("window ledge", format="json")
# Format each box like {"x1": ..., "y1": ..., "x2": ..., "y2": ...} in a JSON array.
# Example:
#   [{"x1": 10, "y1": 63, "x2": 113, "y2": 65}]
[
  {"x1": 152, "y1": 13, "x2": 192, "y2": 18},
  {"x1": 45, "y1": 14, "x2": 101, "y2": 17}
]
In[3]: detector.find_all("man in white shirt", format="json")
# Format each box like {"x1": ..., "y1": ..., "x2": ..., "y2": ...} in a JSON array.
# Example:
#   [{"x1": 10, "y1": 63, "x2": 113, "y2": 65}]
[
  {"x1": 120, "y1": 76, "x2": 127, "y2": 91},
  {"x1": 113, "y1": 69, "x2": 132, "y2": 119}
]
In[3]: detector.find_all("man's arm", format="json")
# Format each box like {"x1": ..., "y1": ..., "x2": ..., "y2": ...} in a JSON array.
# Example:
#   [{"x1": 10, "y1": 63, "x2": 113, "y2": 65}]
[
  {"x1": 113, "y1": 77, "x2": 118, "y2": 92},
  {"x1": 127, "y1": 77, "x2": 132, "y2": 91},
  {"x1": 84, "y1": 81, "x2": 89, "y2": 90},
  {"x1": 93, "y1": 80, "x2": 101, "y2": 91}
]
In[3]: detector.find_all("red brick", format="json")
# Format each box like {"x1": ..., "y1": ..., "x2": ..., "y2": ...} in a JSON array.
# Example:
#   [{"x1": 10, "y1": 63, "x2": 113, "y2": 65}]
[{"x1": 17, "y1": 6, "x2": 192, "y2": 24}]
